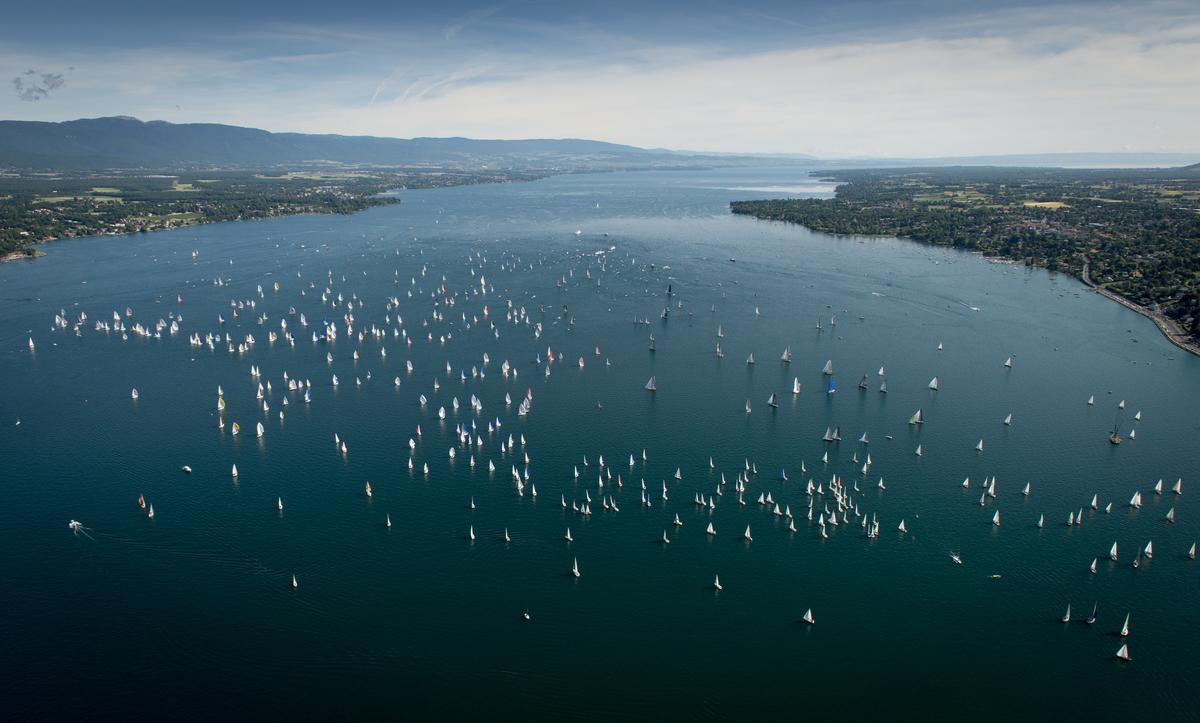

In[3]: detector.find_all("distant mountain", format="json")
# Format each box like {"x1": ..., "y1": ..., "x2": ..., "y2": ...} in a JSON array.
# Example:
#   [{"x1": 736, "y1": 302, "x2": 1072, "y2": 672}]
[{"x1": 0, "y1": 116, "x2": 686, "y2": 170}]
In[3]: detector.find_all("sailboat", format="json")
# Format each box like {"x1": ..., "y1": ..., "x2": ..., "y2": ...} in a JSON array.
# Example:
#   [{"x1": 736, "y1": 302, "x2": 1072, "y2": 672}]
[
  {"x1": 572, "y1": 558, "x2": 580, "y2": 578},
  {"x1": 992, "y1": 510, "x2": 1001, "y2": 526},
  {"x1": 767, "y1": 392, "x2": 779, "y2": 408},
  {"x1": 1120, "y1": 613, "x2": 1130, "y2": 637},
  {"x1": 1089, "y1": 558, "x2": 1097, "y2": 574},
  {"x1": 1115, "y1": 643, "x2": 1131, "y2": 661},
  {"x1": 898, "y1": 519, "x2": 907, "y2": 533},
  {"x1": 1088, "y1": 395, "x2": 1095, "y2": 405},
  {"x1": 1110, "y1": 542, "x2": 1119, "y2": 561},
  {"x1": 1003, "y1": 356, "x2": 1013, "y2": 368},
  {"x1": 386, "y1": 514, "x2": 392, "y2": 528},
  {"x1": 706, "y1": 522, "x2": 715, "y2": 535},
  {"x1": 822, "y1": 360, "x2": 833, "y2": 375},
  {"x1": 826, "y1": 377, "x2": 836, "y2": 394},
  {"x1": 277, "y1": 497, "x2": 283, "y2": 512},
  {"x1": 928, "y1": 377, "x2": 939, "y2": 391},
  {"x1": 645, "y1": 376, "x2": 656, "y2": 392},
  {"x1": 292, "y1": 574, "x2": 298, "y2": 589},
  {"x1": 743, "y1": 525, "x2": 753, "y2": 542},
  {"x1": 1189, "y1": 542, "x2": 1196, "y2": 560},
  {"x1": 802, "y1": 609, "x2": 814, "y2": 625},
  {"x1": 859, "y1": 374, "x2": 869, "y2": 390},
  {"x1": 975, "y1": 439, "x2": 984, "y2": 452},
  {"x1": 1086, "y1": 602, "x2": 1098, "y2": 625},
  {"x1": 1021, "y1": 482, "x2": 1031, "y2": 496},
  {"x1": 1061, "y1": 604, "x2": 1071, "y2": 623},
  {"x1": 1003, "y1": 413, "x2": 1013, "y2": 426},
  {"x1": 781, "y1": 347, "x2": 792, "y2": 362},
  {"x1": 713, "y1": 574, "x2": 722, "y2": 590},
  {"x1": 908, "y1": 409, "x2": 924, "y2": 425}
]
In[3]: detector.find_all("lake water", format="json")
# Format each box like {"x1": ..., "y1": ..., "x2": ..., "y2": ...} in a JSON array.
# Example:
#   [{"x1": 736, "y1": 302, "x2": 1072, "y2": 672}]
[{"x1": 1, "y1": 167, "x2": 1197, "y2": 720}]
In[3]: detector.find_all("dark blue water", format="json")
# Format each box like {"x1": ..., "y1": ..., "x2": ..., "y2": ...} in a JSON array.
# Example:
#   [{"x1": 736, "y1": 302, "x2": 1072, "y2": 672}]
[{"x1": 2, "y1": 168, "x2": 1197, "y2": 720}]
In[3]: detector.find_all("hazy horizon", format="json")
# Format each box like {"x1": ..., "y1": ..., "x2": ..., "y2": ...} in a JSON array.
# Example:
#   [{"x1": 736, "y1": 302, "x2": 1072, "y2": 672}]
[{"x1": 3, "y1": 0, "x2": 1199, "y2": 157}]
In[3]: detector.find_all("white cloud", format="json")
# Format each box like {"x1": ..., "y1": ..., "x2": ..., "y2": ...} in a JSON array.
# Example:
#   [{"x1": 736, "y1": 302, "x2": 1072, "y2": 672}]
[
  {"x1": 2, "y1": 4, "x2": 1197, "y2": 156},
  {"x1": 291, "y1": 23, "x2": 1200, "y2": 156}
]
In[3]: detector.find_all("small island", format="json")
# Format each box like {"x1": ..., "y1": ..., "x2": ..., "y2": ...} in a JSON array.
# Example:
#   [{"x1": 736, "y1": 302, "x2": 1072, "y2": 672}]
[{"x1": 731, "y1": 165, "x2": 1200, "y2": 353}]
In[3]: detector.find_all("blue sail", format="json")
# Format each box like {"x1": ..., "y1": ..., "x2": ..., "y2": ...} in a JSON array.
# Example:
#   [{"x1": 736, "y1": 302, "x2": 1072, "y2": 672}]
[{"x1": 826, "y1": 376, "x2": 837, "y2": 394}]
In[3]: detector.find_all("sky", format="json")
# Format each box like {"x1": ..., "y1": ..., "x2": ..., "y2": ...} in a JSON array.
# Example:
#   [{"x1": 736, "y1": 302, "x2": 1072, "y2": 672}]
[{"x1": 1, "y1": 0, "x2": 1198, "y2": 156}]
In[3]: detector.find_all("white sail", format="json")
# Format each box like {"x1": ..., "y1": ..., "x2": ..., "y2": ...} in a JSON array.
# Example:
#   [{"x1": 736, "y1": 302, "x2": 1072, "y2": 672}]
[
  {"x1": 975, "y1": 439, "x2": 984, "y2": 452},
  {"x1": 1062, "y1": 604, "x2": 1070, "y2": 623},
  {"x1": 644, "y1": 376, "x2": 656, "y2": 391},
  {"x1": 572, "y1": 558, "x2": 580, "y2": 577},
  {"x1": 928, "y1": 377, "x2": 939, "y2": 391},
  {"x1": 792, "y1": 377, "x2": 801, "y2": 394},
  {"x1": 992, "y1": 510, "x2": 1001, "y2": 526},
  {"x1": 802, "y1": 609, "x2": 814, "y2": 624},
  {"x1": 1110, "y1": 542, "x2": 1118, "y2": 560},
  {"x1": 822, "y1": 359, "x2": 833, "y2": 375},
  {"x1": 898, "y1": 519, "x2": 907, "y2": 533},
  {"x1": 1120, "y1": 613, "x2": 1130, "y2": 637},
  {"x1": 1115, "y1": 643, "x2": 1130, "y2": 661}
]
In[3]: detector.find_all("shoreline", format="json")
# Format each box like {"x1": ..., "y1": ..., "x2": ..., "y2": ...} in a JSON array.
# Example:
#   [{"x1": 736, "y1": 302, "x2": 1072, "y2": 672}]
[
  {"x1": 1081, "y1": 260, "x2": 1200, "y2": 358},
  {"x1": 0, "y1": 250, "x2": 45, "y2": 264},
  {"x1": 739, "y1": 213, "x2": 1200, "y2": 358}
]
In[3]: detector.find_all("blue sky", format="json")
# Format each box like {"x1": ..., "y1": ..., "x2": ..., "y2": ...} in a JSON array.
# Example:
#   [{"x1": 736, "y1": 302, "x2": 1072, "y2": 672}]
[{"x1": 2, "y1": 0, "x2": 1198, "y2": 155}]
